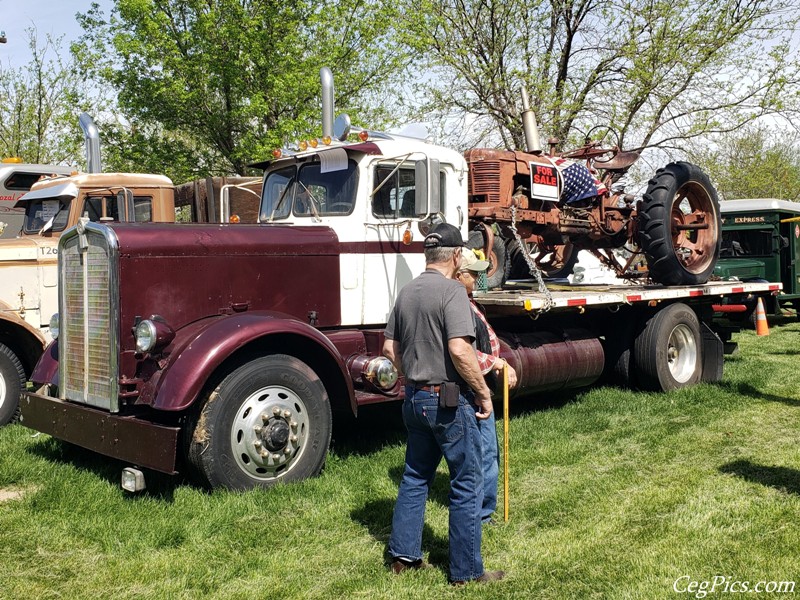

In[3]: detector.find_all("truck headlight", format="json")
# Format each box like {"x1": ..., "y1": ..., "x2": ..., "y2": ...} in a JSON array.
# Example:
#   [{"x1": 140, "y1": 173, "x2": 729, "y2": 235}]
[
  {"x1": 134, "y1": 320, "x2": 157, "y2": 353},
  {"x1": 49, "y1": 313, "x2": 59, "y2": 340},
  {"x1": 134, "y1": 317, "x2": 175, "y2": 354},
  {"x1": 364, "y1": 356, "x2": 399, "y2": 390}
]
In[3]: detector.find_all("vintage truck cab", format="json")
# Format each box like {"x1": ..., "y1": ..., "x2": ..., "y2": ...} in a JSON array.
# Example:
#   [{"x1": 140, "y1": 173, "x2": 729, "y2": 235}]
[
  {"x1": 715, "y1": 199, "x2": 800, "y2": 316},
  {"x1": 0, "y1": 159, "x2": 73, "y2": 239}
]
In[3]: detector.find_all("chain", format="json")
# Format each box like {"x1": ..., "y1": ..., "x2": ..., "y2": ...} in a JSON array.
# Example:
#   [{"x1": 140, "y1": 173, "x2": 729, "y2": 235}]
[{"x1": 509, "y1": 203, "x2": 554, "y2": 314}]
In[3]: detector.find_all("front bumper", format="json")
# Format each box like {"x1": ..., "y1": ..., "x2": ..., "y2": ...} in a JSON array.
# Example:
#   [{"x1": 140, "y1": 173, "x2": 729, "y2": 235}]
[{"x1": 20, "y1": 391, "x2": 180, "y2": 474}]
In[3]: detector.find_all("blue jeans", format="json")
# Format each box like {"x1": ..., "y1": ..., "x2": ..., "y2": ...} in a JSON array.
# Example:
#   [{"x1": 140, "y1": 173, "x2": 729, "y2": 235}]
[
  {"x1": 388, "y1": 386, "x2": 485, "y2": 582},
  {"x1": 479, "y1": 410, "x2": 499, "y2": 521}
]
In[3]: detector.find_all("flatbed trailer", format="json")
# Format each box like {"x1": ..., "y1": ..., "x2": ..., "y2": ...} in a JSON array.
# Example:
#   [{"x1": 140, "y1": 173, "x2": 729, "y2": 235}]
[{"x1": 475, "y1": 279, "x2": 781, "y2": 314}]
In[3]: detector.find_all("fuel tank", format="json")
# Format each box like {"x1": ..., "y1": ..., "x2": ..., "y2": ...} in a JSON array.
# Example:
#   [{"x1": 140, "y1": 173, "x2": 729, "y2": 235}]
[{"x1": 497, "y1": 328, "x2": 604, "y2": 397}]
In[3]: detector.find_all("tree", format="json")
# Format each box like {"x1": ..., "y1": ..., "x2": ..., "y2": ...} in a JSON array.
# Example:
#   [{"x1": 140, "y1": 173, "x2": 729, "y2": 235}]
[
  {"x1": 399, "y1": 0, "x2": 800, "y2": 155},
  {"x1": 687, "y1": 126, "x2": 800, "y2": 202},
  {"x1": 0, "y1": 30, "x2": 93, "y2": 165},
  {"x1": 74, "y1": 0, "x2": 409, "y2": 179}
]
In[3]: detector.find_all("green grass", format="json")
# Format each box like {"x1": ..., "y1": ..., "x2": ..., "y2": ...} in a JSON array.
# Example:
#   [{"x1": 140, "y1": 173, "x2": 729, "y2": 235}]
[{"x1": 2, "y1": 322, "x2": 799, "y2": 599}]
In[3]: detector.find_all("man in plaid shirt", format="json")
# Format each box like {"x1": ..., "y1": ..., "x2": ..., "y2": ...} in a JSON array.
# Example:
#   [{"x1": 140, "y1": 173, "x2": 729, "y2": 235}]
[{"x1": 457, "y1": 248, "x2": 518, "y2": 523}]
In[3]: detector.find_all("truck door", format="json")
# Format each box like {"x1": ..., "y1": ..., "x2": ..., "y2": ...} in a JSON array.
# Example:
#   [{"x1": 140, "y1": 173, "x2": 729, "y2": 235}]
[
  {"x1": 347, "y1": 158, "x2": 444, "y2": 326},
  {"x1": 782, "y1": 218, "x2": 800, "y2": 296}
]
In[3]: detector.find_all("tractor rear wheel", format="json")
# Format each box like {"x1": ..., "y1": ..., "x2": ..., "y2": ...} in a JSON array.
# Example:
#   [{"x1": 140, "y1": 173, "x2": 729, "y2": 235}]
[{"x1": 639, "y1": 162, "x2": 720, "y2": 285}]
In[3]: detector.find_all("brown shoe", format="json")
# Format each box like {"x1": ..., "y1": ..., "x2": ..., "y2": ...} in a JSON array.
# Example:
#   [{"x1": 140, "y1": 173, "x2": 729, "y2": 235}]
[
  {"x1": 390, "y1": 558, "x2": 432, "y2": 574},
  {"x1": 450, "y1": 570, "x2": 505, "y2": 585}
]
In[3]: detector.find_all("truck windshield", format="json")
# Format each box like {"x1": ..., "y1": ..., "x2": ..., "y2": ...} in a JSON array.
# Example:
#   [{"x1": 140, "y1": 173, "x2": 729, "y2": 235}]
[
  {"x1": 720, "y1": 229, "x2": 773, "y2": 257},
  {"x1": 23, "y1": 198, "x2": 70, "y2": 233},
  {"x1": 260, "y1": 160, "x2": 358, "y2": 221}
]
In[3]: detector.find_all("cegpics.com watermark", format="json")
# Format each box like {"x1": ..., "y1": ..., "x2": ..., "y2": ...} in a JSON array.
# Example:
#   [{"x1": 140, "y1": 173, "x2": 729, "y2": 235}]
[{"x1": 674, "y1": 575, "x2": 795, "y2": 598}]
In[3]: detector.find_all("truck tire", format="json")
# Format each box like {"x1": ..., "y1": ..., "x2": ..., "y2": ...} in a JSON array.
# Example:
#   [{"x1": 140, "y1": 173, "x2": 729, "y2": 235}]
[
  {"x1": 639, "y1": 162, "x2": 720, "y2": 285},
  {"x1": 634, "y1": 303, "x2": 702, "y2": 391},
  {"x1": 186, "y1": 354, "x2": 332, "y2": 490},
  {"x1": 0, "y1": 342, "x2": 26, "y2": 426},
  {"x1": 507, "y1": 240, "x2": 579, "y2": 280},
  {"x1": 468, "y1": 229, "x2": 506, "y2": 288}
]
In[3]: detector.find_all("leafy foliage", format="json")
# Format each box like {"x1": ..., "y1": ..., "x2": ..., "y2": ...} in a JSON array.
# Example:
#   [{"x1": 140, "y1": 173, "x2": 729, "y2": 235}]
[
  {"x1": 400, "y1": 0, "x2": 800, "y2": 154},
  {"x1": 0, "y1": 30, "x2": 93, "y2": 166},
  {"x1": 688, "y1": 126, "x2": 800, "y2": 201},
  {"x1": 74, "y1": 0, "x2": 409, "y2": 180}
]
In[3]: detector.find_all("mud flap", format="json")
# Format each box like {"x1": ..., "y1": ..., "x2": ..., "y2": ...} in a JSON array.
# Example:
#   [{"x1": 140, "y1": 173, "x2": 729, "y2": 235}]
[{"x1": 700, "y1": 322, "x2": 724, "y2": 383}]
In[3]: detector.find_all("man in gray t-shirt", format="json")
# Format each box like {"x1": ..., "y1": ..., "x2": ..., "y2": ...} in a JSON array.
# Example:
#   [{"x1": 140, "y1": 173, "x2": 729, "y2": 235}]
[
  {"x1": 382, "y1": 223, "x2": 503, "y2": 586},
  {"x1": 385, "y1": 269, "x2": 474, "y2": 386}
]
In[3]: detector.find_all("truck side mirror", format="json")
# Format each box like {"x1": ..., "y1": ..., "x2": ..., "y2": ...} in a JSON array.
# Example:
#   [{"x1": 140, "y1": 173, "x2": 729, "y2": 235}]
[
  {"x1": 773, "y1": 233, "x2": 789, "y2": 251},
  {"x1": 414, "y1": 158, "x2": 440, "y2": 215}
]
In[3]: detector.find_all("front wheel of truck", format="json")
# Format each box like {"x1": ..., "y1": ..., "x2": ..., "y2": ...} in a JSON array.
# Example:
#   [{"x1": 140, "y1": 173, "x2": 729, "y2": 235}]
[
  {"x1": 0, "y1": 342, "x2": 26, "y2": 426},
  {"x1": 186, "y1": 354, "x2": 332, "y2": 490}
]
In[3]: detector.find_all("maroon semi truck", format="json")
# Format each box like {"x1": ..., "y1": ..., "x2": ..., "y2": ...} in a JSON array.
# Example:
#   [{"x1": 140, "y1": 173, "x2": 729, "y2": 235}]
[{"x1": 19, "y1": 71, "x2": 780, "y2": 491}]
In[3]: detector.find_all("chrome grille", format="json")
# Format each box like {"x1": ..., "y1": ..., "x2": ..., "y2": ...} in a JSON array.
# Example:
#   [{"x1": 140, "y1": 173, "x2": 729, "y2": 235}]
[{"x1": 58, "y1": 221, "x2": 119, "y2": 411}]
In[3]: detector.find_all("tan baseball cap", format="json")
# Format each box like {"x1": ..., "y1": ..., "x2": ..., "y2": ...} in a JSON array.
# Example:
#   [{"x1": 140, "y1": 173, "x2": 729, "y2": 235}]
[{"x1": 460, "y1": 248, "x2": 490, "y2": 273}]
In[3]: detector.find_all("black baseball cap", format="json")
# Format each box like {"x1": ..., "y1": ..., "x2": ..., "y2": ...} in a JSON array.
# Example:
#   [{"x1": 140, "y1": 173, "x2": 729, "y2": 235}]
[{"x1": 424, "y1": 223, "x2": 465, "y2": 248}]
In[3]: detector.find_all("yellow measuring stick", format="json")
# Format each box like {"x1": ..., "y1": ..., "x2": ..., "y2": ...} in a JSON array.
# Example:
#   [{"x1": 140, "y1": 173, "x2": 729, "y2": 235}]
[{"x1": 503, "y1": 362, "x2": 510, "y2": 522}]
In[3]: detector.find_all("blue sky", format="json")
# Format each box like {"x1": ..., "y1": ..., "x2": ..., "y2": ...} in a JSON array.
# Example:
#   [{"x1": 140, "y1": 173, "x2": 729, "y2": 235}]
[{"x1": 0, "y1": 0, "x2": 112, "y2": 69}]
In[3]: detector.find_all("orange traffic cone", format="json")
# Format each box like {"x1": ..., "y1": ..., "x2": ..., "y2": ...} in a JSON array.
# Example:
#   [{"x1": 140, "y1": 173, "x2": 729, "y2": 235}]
[{"x1": 755, "y1": 297, "x2": 770, "y2": 336}]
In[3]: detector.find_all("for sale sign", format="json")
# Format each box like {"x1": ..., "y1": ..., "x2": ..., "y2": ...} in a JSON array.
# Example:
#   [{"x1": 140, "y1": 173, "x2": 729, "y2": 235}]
[{"x1": 530, "y1": 163, "x2": 560, "y2": 202}]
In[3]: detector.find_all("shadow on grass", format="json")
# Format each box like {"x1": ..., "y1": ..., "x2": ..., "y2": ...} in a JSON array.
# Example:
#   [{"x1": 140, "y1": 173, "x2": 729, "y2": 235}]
[
  {"x1": 719, "y1": 460, "x2": 800, "y2": 495},
  {"x1": 331, "y1": 402, "x2": 406, "y2": 458},
  {"x1": 332, "y1": 391, "x2": 575, "y2": 458},
  {"x1": 350, "y1": 497, "x2": 450, "y2": 570},
  {"x1": 712, "y1": 380, "x2": 800, "y2": 407},
  {"x1": 27, "y1": 436, "x2": 188, "y2": 501}
]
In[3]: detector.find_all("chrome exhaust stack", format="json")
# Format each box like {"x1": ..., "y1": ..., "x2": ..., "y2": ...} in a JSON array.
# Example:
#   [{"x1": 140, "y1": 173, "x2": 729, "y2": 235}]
[
  {"x1": 521, "y1": 87, "x2": 542, "y2": 154},
  {"x1": 79, "y1": 112, "x2": 102, "y2": 173},
  {"x1": 320, "y1": 67, "x2": 334, "y2": 138}
]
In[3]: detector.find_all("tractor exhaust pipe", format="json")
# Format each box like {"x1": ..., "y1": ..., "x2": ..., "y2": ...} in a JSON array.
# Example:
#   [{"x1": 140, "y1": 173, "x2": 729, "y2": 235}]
[
  {"x1": 521, "y1": 87, "x2": 542, "y2": 154},
  {"x1": 79, "y1": 113, "x2": 102, "y2": 173},
  {"x1": 320, "y1": 67, "x2": 334, "y2": 138}
]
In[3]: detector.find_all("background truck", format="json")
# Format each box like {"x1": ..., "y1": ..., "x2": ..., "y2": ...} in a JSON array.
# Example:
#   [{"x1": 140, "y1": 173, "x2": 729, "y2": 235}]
[
  {"x1": 714, "y1": 199, "x2": 800, "y2": 318},
  {"x1": 0, "y1": 159, "x2": 74, "y2": 239},
  {"x1": 19, "y1": 70, "x2": 780, "y2": 491}
]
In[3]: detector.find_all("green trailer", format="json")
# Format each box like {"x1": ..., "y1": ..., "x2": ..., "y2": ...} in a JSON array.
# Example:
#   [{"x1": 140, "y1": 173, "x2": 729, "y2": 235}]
[{"x1": 715, "y1": 198, "x2": 800, "y2": 316}]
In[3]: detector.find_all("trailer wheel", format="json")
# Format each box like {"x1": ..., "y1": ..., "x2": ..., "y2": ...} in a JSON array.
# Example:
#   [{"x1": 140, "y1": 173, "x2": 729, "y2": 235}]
[
  {"x1": 639, "y1": 162, "x2": 720, "y2": 285},
  {"x1": 468, "y1": 229, "x2": 506, "y2": 288},
  {"x1": 634, "y1": 303, "x2": 702, "y2": 391},
  {"x1": 0, "y1": 343, "x2": 25, "y2": 426},
  {"x1": 507, "y1": 240, "x2": 579, "y2": 280},
  {"x1": 186, "y1": 354, "x2": 332, "y2": 490}
]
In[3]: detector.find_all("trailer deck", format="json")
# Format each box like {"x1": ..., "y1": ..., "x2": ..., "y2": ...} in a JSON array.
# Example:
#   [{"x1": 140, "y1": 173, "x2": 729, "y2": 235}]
[{"x1": 474, "y1": 279, "x2": 782, "y2": 314}]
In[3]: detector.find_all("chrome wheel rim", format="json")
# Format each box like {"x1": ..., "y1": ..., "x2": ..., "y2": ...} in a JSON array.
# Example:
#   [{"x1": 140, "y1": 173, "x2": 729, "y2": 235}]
[
  {"x1": 230, "y1": 385, "x2": 310, "y2": 481},
  {"x1": 667, "y1": 324, "x2": 697, "y2": 383}
]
